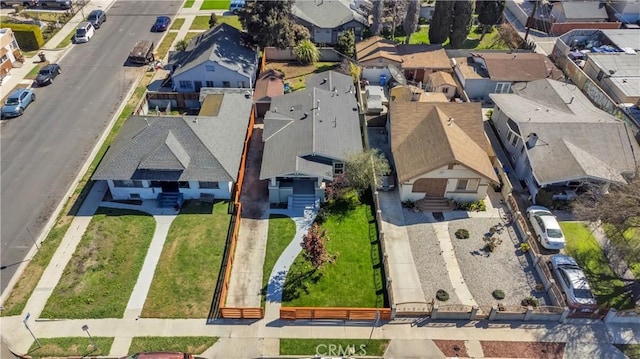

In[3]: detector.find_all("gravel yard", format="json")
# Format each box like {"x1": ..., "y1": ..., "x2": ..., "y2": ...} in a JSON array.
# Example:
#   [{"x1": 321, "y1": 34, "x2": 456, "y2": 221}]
[
  {"x1": 405, "y1": 210, "x2": 550, "y2": 307},
  {"x1": 405, "y1": 209, "x2": 461, "y2": 304}
]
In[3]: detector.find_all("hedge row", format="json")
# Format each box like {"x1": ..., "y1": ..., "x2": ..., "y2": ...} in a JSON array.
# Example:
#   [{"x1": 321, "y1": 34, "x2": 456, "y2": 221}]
[{"x1": 3, "y1": 23, "x2": 44, "y2": 51}]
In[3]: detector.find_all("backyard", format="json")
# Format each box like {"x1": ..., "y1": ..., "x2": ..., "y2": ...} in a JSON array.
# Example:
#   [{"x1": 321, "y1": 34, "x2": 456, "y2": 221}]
[
  {"x1": 40, "y1": 208, "x2": 155, "y2": 319},
  {"x1": 264, "y1": 62, "x2": 339, "y2": 92},
  {"x1": 141, "y1": 200, "x2": 231, "y2": 318},
  {"x1": 389, "y1": 25, "x2": 508, "y2": 50},
  {"x1": 560, "y1": 222, "x2": 636, "y2": 310},
  {"x1": 281, "y1": 191, "x2": 386, "y2": 308}
]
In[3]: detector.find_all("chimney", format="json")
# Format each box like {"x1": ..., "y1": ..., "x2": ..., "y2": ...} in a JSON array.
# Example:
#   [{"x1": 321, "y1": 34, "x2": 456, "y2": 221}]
[{"x1": 526, "y1": 133, "x2": 538, "y2": 149}]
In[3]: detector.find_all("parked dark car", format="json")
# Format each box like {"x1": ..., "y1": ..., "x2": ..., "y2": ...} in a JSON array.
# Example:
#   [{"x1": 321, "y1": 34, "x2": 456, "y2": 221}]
[
  {"x1": 35, "y1": 63, "x2": 61, "y2": 86},
  {"x1": 87, "y1": 9, "x2": 106, "y2": 29},
  {"x1": 151, "y1": 16, "x2": 171, "y2": 32},
  {"x1": 1, "y1": 88, "x2": 35, "y2": 119},
  {"x1": 40, "y1": 0, "x2": 71, "y2": 9},
  {"x1": 549, "y1": 254, "x2": 599, "y2": 312}
]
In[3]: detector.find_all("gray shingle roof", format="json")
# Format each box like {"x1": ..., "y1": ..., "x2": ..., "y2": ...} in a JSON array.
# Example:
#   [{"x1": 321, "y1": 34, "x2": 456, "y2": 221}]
[
  {"x1": 490, "y1": 79, "x2": 638, "y2": 185},
  {"x1": 293, "y1": 0, "x2": 367, "y2": 28},
  {"x1": 168, "y1": 23, "x2": 256, "y2": 79},
  {"x1": 260, "y1": 70, "x2": 362, "y2": 180},
  {"x1": 560, "y1": 2, "x2": 607, "y2": 20},
  {"x1": 93, "y1": 91, "x2": 253, "y2": 182}
]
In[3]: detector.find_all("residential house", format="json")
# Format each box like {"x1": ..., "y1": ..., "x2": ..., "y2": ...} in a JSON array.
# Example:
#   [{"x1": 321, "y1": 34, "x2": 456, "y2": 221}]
[
  {"x1": 167, "y1": 23, "x2": 258, "y2": 93},
  {"x1": 550, "y1": 1, "x2": 608, "y2": 23},
  {"x1": 260, "y1": 71, "x2": 362, "y2": 206},
  {"x1": 489, "y1": 79, "x2": 639, "y2": 202},
  {"x1": 389, "y1": 100, "x2": 498, "y2": 202},
  {"x1": 254, "y1": 69, "x2": 284, "y2": 117},
  {"x1": 92, "y1": 89, "x2": 253, "y2": 202},
  {"x1": 0, "y1": 28, "x2": 22, "y2": 84},
  {"x1": 355, "y1": 36, "x2": 451, "y2": 84},
  {"x1": 426, "y1": 71, "x2": 457, "y2": 100},
  {"x1": 452, "y1": 52, "x2": 563, "y2": 101},
  {"x1": 292, "y1": 0, "x2": 368, "y2": 44}
]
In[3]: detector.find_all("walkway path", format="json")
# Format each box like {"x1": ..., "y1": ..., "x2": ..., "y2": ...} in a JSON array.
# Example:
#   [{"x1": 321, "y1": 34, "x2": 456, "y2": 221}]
[
  {"x1": 264, "y1": 207, "x2": 317, "y2": 319},
  {"x1": 432, "y1": 222, "x2": 478, "y2": 308}
]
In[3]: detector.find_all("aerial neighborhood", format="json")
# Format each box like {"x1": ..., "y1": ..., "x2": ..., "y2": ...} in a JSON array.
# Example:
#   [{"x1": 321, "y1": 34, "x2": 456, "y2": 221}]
[{"x1": 1, "y1": 0, "x2": 640, "y2": 358}]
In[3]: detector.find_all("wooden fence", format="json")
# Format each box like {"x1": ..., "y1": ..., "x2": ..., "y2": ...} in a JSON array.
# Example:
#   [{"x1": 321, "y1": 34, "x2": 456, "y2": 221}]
[
  {"x1": 280, "y1": 307, "x2": 392, "y2": 321},
  {"x1": 212, "y1": 107, "x2": 264, "y2": 320}
]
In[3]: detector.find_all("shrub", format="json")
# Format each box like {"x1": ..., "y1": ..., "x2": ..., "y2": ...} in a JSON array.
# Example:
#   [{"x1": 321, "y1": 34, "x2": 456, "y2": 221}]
[
  {"x1": 455, "y1": 200, "x2": 486, "y2": 212},
  {"x1": 492, "y1": 289, "x2": 505, "y2": 300},
  {"x1": 402, "y1": 200, "x2": 415, "y2": 209},
  {"x1": 418, "y1": 17, "x2": 428, "y2": 25},
  {"x1": 436, "y1": 289, "x2": 449, "y2": 302},
  {"x1": 485, "y1": 109, "x2": 493, "y2": 120},
  {"x1": 521, "y1": 297, "x2": 539, "y2": 307},
  {"x1": 483, "y1": 236, "x2": 502, "y2": 253},
  {"x1": 520, "y1": 242, "x2": 530, "y2": 252},
  {"x1": 4, "y1": 23, "x2": 44, "y2": 51},
  {"x1": 455, "y1": 228, "x2": 470, "y2": 239}
]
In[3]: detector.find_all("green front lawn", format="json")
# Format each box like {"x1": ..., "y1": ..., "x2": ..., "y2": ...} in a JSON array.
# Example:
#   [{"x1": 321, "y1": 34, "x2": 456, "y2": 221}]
[
  {"x1": 128, "y1": 337, "x2": 218, "y2": 354},
  {"x1": 604, "y1": 222, "x2": 640, "y2": 279},
  {"x1": 191, "y1": 15, "x2": 242, "y2": 31},
  {"x1": 200, "y1": 0, "x2": 230, "y2": 10},
  {"x1": 560, "y1": 222, "x2": 635, "y2": 310},
  {"x1": 40, "y1": 208, "x2": 155, "y2": 318},
  {"x1": 170, "y1": 18, "x2": 185, "y2": 30},
  {"x1": 183, "y1": 0, "x2": 195, "y2": 8},
  {"x1": 183, "y1": 31, "x2": 203, "y2": 44},
  {"x1": 280, "y1": 339, "x2": 389, "y2": 356},
  {"x1": 394, "y1": 26, "x2": 429, "y2": 45},
  {"x1": 141, "y1": 201, "x2": 231, "y2": 318},
  {"x1": 28, "y1": 337, "x2": 114, "y2": 358},
  {"x1": 282, "y1": 192, "x2": 386, "y2": 307},
  {"x1": 615, "y1": 344, "x2": 640, "y2": 359},
  {"x1": 262, "y1": 215, "x2": 297, "y2": 305}
]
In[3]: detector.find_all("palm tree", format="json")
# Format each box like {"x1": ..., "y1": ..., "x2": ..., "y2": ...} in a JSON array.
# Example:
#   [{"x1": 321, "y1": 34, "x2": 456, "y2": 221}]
[{"x1": 293, "y1": 40, "x2": 320, "y2": 65}]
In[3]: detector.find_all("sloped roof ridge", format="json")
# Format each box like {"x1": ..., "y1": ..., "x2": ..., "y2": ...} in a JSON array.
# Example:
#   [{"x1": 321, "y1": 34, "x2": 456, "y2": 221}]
[{"x1": 564, "y1": 139, "x2": 627, "y2": 183}]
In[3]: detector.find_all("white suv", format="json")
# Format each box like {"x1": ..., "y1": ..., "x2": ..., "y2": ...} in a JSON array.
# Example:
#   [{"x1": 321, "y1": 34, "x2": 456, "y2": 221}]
[{"x1": 74, "y1": 22, "x2": 95, "y2": 43}]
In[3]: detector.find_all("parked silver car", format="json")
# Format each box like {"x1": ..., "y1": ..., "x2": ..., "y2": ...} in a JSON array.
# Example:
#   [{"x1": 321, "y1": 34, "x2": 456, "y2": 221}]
[
  {"x1": 549, "y1": 254, "x2": 598, "y2": 312},
  {"x1": 1, "y1": 88, "x2": 36, "y2": 119},
  {"x1": 526, "y1": 205, "x2": 566, "y2": 250}
]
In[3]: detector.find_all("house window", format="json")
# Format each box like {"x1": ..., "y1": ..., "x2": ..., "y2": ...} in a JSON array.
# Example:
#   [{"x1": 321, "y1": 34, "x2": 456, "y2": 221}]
[
  {"x1": 205, "y1": 65, "x2": 215, "y2": 72},
  {"x1": 521, "y1": 145, "x2": 525, "y2": 153},
  {"x1": 334, "y1": 162, "x2": 344, "y2": 175},
  {"x1": 205, "y1": 81, "x2": 214, "y2": 87},
  {"x1": 199, "y1": 181, "x2": 219, "y2": 189},
  {"x1": 150, "y1": 181, "x2": 162, "y2": 188},
  {"x1": 507, "y1": 131, "x2": 513, "y2": 143},
  {"x1": 222, "y1": 81, "x2": 231, "y2": 88},
  {"x1": 597, "y1": 70, "x2": 604, "y2": 81},
  {"x1": 0, "y1": 55, "x2": 7, "y2": 64},
  {"x1": 495, "y1": 82, "x2": 511, "y2": 93},
  {"x1": 179, "y1": 80, "x2": 193, "y2": 90},
  {"x1": 113, "y1": 180, "x2": 143, "y2": 187},
  {"x1": 179, "y1": 181, "x2": 190, "y2": 188},
  {"x1": 510, "y1": 133, "x2": 518, "y2": 147},
  {"x1": 238, "y1": 81, "x2": 246, "y2": 88},
  {"x1": 456, "y1": 179, "x2": 479, "y2": 191}
]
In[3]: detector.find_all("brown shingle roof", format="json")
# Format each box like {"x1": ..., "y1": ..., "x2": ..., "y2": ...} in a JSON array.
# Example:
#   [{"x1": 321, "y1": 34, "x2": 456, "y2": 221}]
[
  {"x1": 390, "y1": 102, "x2": 498, "y2": 183},
  {"x1": 428, "y1": 71, "x2": 457, "y2": 88},
  {"x1": 472, "y1": 52, "x2": 561, "y2": 82},
  {"x1": 390, "y1": 85, "x2": 449, "y2": 102},
  {"x1": 397, "y1": 45, "x2": 451, "y2": 69},
  {"x1": 355, "y1": 36, "x2": 403, "y2": 63},
  {"x1": 254, "y1": 69, "x2": 284, "y2": 102}
]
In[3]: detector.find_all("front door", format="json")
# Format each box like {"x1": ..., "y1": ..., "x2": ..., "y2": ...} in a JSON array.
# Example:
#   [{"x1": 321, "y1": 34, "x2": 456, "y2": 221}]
[
  {"x1": 412, "y1": 178, "x2": 447, "y2": 197},
  {"x1": 194, "y1": 81, "x2": 202, "y2": 92},
  {"x1": 161, "y1": 182, "x2": 179, "y2": 193}
]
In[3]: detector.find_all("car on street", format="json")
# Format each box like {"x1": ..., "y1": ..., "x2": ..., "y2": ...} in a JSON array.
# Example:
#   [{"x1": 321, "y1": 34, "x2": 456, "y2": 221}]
[
  {"x1": 74, "y1": 21, "x2": 95, "y2": 43},
  {"x1": 40, "y1": 0, "x2": 71, "y2": 9},
  {"x1": 229, "y1": 0, "x2": 244, "y2": 13},
  {"x1": 35, "y1": 63, "x2": 62, "y2": 86},
  {"x1": 526, "y1": 205, "x2": 566, "y2": 250},
  {"x1": 87, "y1": 9, "x2": 106, "y2": 29},
  {"x1": 1, "y1": 88, "x2": 35, "y2": 119},
  {"x1": 151, "y1": 16, "x2": 171, "y2": 32},
  {"x1": 549, "y1": 254, "x2": 599, "y2": 312}
]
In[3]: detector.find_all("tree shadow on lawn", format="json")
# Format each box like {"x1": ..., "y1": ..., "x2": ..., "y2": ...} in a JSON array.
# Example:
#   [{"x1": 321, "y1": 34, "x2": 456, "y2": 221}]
[
  {"x1": 281, "y1": 268, "x2": 323, "y2": 303},
  {"x1": 178, "y1": 200, "x2": 217, "y2": 214}
]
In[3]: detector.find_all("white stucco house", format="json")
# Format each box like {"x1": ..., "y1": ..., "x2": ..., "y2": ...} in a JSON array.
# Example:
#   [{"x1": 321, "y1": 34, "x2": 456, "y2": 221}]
[{"x1": 167, "y1": 23, "x2": 258, "y2": 93}]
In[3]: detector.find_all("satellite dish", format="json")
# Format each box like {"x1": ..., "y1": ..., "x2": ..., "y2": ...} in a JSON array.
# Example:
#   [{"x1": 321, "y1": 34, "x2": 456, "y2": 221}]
[{"x1": 387, "y1": 64, "x2": 406, "y2": 86}]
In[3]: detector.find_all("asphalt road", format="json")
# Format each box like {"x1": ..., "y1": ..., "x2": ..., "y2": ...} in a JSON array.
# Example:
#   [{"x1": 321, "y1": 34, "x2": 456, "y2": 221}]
[{"x1": 0, "y1": 0, "x2": 182, "y2": 294}]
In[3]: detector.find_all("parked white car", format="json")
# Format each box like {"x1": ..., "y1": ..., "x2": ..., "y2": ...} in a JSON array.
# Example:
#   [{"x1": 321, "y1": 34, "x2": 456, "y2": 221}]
[
  {"x1": 526, "y1": 205, "x2": 566, "y2": 250},
  {"x1": 74, "y1": 22, "x2": 95, "y2": 43}
]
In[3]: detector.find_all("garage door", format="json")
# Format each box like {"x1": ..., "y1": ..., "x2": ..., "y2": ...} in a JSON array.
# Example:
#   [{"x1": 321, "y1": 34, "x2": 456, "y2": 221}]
[{"x1": 412, "y1": 178, "x2": 447, "y2": 197}]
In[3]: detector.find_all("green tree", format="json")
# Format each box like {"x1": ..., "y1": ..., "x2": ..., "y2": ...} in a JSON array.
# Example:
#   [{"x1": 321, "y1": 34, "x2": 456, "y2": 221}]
[
  {"x1": 476, "y1": 0, "x2": 505, "y2": 40},
  {"x1": 208, "y1": 12, "x2": 218, "y2": 28},
  {"x1": 403, "y1": 0, "x2": 420, "y2": 44},
  {"x1": 344, "y1": 149, "x2": 391, "y2": 193},
  {"x1": 336, "y1": 29, "x2": 355, "y2": 58},
  {"x1": 175, "y1": 39, "x2": 189, "y2": 52},
  {"x1": 449, "y1": 0, "x2": 474, "y2": 48},
  {"x1": 371, "y1": 0, "x2": 384, "y2": 35},
  {"x1": 293, "y1": 40, "x2": 320, "y2": 64},
  {"x1": 429, "y1": 0, "x2": 454, "y2": 44},
  {"x1": 238, "y1": 0, "x2": 307, "y2": 49}
]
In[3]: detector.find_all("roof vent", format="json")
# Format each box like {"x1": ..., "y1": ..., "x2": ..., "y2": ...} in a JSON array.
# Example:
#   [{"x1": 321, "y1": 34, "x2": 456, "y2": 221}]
[
  {"x1": 321, "y1": 78, "x2": 327, "y2": 84},
  {"x1": 526, "y1": 133, "x2": 538, "y2": 149},
  {"x1": 291, "y1": 106, "x2": 295, "y2": 111},
  {"x1": 244, "y1": 91, "x2": 252, "y2": 98},
  {"x1": 447, "y1": 117, "x2": 454, "y2": 126},
  {"x1": 301, "y1": 112, "x2": 309, "y2": 120},
  {"x1": 273, "y1": 107, "x2": 277, "y2": 112}
]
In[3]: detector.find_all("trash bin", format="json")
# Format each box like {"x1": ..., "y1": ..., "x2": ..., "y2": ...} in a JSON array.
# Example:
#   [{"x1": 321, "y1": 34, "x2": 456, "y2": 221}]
[{"x1": 38, "y1": 52, "x2": 46, "y2": 62}]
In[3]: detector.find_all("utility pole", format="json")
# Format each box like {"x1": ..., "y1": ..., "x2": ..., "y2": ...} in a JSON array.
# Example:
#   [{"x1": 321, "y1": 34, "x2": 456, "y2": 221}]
[{"x1": 524, "y1": 0, "x2": 538, "y2": 43}]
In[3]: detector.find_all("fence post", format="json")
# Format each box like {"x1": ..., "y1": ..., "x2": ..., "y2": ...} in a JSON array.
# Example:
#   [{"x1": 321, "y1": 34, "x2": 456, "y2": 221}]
[
  {"x1": 560, "y1": 307, "x2": 570, "y2": 323},
  {"x1": 603, "y1": 308, "x2": 617, "y2": 324},
  {"x1": 470, "y1": 306, "x2": 479, "y2": 320},
  {"x1": 524, "y1": 306, "x2": 533, "y2": 321},
  {"x1": 488, "y1": 306, "x2": 498, "y2": 321},
  {"x1": 431, "y1": 304, "x2": 439, "y2": 320}
]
